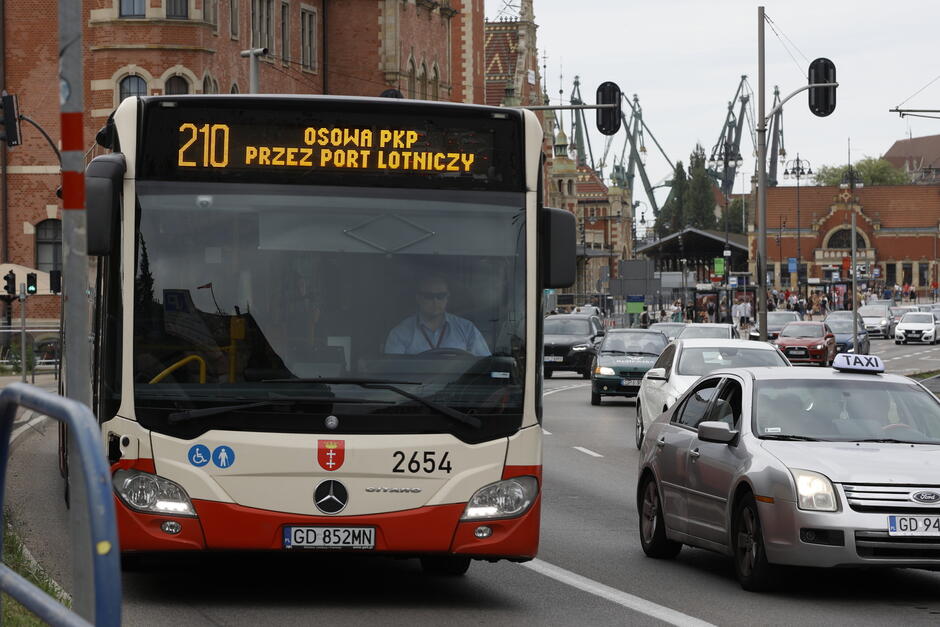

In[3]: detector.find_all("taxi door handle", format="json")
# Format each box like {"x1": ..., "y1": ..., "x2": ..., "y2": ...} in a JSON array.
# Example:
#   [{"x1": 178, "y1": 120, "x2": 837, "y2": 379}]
[
  {"x1": 690, "y1": 448, "x2": 701, "y2": 460},
  {"x1": 656, "y1": 436, "x2": 666, "y2": 448}
]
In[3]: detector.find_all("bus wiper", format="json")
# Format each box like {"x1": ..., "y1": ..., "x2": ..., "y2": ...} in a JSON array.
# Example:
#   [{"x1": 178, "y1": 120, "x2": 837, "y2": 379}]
[
  {"x1": 759, "y1": 434, "x2": 823, "y2": 441},
  {"x1": 168, "y1": 401, "x2": 292, "y2": 424},
  {"x1": 264, "y1": 377, "x2": 481, "y2": 429}
]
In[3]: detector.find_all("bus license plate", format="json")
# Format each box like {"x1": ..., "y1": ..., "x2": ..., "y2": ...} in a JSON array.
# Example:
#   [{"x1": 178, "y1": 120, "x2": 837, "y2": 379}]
[
  {"x1": 283, "y1": 526, "x2": 375, "y2": 549},
  {"x1": 888, "y1": 515, "x2": 940, "y2": 536}
]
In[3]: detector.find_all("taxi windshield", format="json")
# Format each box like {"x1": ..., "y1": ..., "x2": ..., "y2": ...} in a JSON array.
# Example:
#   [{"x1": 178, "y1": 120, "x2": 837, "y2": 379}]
[
  {"x1": 779, "y1": 324, "x2": 824, "y2": 339},
  {"x1": 754, "y1": 379, "x2": 940, "y2": 443},
  {"x1": 676, "y1": 347, "x2": 787, "y2": 376}
]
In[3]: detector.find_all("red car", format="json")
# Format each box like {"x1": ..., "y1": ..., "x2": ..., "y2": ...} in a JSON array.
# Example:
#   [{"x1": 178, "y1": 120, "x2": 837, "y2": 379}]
[{"x1": 774, "y1": 321, "x2": 836, "y2": 366}]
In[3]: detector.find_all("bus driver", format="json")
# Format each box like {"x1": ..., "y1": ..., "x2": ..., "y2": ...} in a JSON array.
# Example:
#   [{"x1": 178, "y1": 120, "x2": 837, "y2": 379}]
[{"x1": 385, "y1": 274, "x2": 490, "y2": 356}]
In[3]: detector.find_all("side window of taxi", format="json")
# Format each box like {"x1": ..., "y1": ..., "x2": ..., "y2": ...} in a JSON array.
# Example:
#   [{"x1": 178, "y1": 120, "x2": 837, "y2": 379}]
[
  {"x1": 707, "y1": 379, "x2": 743, "y2": 428},
  {"x1": 653, "y1": 344, "x2": 676, "y2": 372},
  {"x1": 673, "y1": 378, "x2": 722, "y2": 428}
]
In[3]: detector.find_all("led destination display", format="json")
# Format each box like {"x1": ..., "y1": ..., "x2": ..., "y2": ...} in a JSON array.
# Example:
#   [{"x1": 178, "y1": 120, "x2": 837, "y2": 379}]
[{"x1": 138, "y1": 97, "x2": 524, "y2": 191}]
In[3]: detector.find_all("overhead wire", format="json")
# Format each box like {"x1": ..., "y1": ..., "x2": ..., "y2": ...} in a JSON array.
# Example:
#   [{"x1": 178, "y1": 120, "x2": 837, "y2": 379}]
[
  {"x1": 763, "y1": 14, "x2": 807, "y2": 82},
  {"x1": 895, "y1": 72, "x2": 940, "y2": 109}
]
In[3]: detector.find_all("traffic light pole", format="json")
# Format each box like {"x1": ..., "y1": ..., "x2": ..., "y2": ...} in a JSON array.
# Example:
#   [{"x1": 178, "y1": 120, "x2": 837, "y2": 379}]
[{"x1": 18, "y1": 284, "x2": 25, "y2": 383}]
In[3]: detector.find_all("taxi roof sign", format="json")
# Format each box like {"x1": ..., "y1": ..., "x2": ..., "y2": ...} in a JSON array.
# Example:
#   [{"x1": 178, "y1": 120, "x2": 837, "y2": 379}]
[{"x1": 833, "y1": 353, "x2": 885, "y2": 374}]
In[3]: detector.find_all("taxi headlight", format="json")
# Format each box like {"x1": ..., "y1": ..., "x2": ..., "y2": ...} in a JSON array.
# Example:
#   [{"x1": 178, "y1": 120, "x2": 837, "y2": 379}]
[
  {"x1": 595, "y1": 366, "x2": 616, "y2": 376},
  {"x1": 113, "y1": 469, "x2": 197, "y2": 517},
  {"x1": 791, "y1": 469, "x2": 837, "y2": 512},
  {"x1": 461, "y1": 476, "x2": 539, "y2": 520},
  {"x1": 572, "y1": 344, "x2": 590, "y2": 351}
]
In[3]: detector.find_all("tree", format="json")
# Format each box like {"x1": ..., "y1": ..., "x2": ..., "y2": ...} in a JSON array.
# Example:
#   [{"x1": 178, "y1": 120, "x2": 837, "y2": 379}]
[
  {"x1": 725, "y1": 197, "x2": 746, "y2": 234},
  {"x1": 684, "y1": 145, "x2": 717, "y2": 230},
  {"x1": 813, "y1": 157, "x2": 909, "y2": 186},
  {"x1": 656, "y1": 161, "x2": 688, "y2": 239}
]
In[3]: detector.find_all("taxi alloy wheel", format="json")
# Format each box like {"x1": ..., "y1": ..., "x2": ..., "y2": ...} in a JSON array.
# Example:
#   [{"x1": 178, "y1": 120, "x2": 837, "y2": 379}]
[
  {"x1": 732, "y1": 494, "x2": 775, "y2": 591},
  {"x1": 635, "y1": 404, "x2": 645, "y2": 449},
  {"x1": 639, "y1": 476, "x2": 681, "y2": 559}
]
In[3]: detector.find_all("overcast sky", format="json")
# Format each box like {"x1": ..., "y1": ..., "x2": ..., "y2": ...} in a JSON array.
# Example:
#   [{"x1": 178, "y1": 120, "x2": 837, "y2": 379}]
[{"x1": 485, "y1": 0, "x2": 940, "y2": 225}]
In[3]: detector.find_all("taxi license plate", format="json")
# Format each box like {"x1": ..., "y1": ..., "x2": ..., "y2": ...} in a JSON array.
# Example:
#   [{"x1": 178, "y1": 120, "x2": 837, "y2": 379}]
[
  {"x1": 888, "y1": 515, "x2": 940, "y2": 536},
  {"x1": 544, "y1": 355, "x2": 563, "y2": 362},
  {"x1": 283, "y1": 526, "x2": 375, "y2": 549}
]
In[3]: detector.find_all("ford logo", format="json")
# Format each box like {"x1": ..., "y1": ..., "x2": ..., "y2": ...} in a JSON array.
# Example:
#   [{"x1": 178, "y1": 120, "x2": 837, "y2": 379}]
[{"x1": 911, "y1": 490, "x2": 940, "y2": 504}]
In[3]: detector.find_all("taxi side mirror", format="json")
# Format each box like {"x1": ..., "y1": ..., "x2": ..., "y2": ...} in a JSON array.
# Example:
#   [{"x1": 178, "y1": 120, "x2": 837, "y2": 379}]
[
  {"x1": 646, "y1": 367, "x2": 667, "y2": 381},
  {"x1": 698, "y1": 421, "x2": 737, "y2": 444}
]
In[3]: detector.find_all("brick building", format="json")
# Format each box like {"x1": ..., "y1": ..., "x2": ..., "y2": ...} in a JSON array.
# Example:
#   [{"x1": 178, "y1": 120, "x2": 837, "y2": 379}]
[
  {"x1": 0, "y1": 0, "x2": 485, "y2": 326},
  {"x1": 752, "y1": 184, "x2": 940, "y2": 297}
]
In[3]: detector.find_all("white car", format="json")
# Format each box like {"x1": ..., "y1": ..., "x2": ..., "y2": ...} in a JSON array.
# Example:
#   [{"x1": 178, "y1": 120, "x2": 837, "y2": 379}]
[
  {"x1": 894, "y1": 311, "x2": 940, "y2": 344},
  {"x1": 634, "y1": 339, "x2": 789, "y2": 448}
]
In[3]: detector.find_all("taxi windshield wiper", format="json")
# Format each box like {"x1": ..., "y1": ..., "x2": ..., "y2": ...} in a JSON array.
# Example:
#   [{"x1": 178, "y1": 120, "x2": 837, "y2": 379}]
[
  {"x1": 168, "y1": 400, "x2": 291, "y2": 424},
  {"x1": 760, "y1": 434, "x2": 823, "y2": 441},
  {"x1": 262, "y1": 377, "x2": 481, "y2": 429}
]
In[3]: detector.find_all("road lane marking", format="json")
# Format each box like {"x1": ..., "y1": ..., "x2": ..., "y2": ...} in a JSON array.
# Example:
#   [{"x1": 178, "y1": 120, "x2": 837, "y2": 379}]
[
  {"x1": 544, "y1": 383, "x2": 590, "y2": 396},
  {"x1": 572, "y1": 446, "x2": 603, "y2": 458},
  {"x1": 542, "y1": 429, "x2": 552, "y2": 435},
  {"x1": 11, "y1": 411, "x2": 46, "y2": 443},
  {"x1": 522, "y1": 559, "x2": 715, "y2": 627}
]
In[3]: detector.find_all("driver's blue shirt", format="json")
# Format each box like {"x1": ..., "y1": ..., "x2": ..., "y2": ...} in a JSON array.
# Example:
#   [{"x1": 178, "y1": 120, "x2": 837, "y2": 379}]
[{"x1": 385, "y1": 312, "x2": 490, "y2": 356}]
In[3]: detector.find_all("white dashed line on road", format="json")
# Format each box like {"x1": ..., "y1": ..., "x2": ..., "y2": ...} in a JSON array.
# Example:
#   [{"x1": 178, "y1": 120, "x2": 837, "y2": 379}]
[
  {"x1": 522, "y1": 559, "x2": 715, "y2": 627},
  {"x1": 572, "y1": 446, "x2": 603, "y2": 458},
  {"x1": 542, "y1": 428, "x2": 552, "y2": 435},
  {"x1": 544, "y1": 383, "x2": 590, "y2": 396}
]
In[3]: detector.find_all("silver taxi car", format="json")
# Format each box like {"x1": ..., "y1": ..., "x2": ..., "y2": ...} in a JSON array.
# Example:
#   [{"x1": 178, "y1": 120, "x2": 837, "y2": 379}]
[{"x1": 637, "y1": 353, "x2": 940, "y2": 591}]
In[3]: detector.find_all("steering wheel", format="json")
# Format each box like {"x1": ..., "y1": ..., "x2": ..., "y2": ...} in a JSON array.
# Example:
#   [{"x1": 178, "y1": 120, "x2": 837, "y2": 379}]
[{"x1": 417, "y1": 348, "x2": 475, "y2": 358}]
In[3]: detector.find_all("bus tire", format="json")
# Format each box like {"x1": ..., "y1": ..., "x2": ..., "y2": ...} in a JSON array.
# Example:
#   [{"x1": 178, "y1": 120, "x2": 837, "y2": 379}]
[{"x1": 420, "y1": 556, "x2": 471, "y2": 576}]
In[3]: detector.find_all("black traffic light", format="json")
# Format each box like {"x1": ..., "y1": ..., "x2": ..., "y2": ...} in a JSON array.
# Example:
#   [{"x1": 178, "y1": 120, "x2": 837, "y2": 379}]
[
  {"x1": 0, "y1": 93, "x2": 21, "y2": 147},
  {"x1": 595, "y1": 81, "x2": 622, "y2": 136},
  {"x1": 808, "y1": 58, "x2": 837, "y2": 118},
  {"x1": 3, "y1": 271, "x2": 15, "y2": 296},
  {"x1": 49, "y1": 269, "x2": 61, "y2": 294},
  {"x1": 26, "y1": 272, "x2": 37, "y2": 295}
]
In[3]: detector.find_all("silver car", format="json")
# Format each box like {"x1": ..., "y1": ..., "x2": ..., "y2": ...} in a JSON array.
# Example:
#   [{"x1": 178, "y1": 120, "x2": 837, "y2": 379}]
[{"x1": 637, "y1": 354, "x2": 940, "y2": 591}]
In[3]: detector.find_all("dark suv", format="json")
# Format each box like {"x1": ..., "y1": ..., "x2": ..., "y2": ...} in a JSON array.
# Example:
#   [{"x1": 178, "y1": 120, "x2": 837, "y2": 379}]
[{"x1": 543, "y1": 314, "x2": 605, "y2": 378}]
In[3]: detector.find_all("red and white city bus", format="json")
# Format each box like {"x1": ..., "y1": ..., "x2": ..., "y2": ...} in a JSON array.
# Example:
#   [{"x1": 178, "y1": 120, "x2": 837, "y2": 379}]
[{"x1": 69, "y1": 95, "x2": 573, "y2": 574}]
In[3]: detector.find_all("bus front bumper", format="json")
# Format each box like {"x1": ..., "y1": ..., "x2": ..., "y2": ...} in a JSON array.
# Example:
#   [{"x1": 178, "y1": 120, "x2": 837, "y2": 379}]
[{"x1": 114, "y1": 492, "x2": 541, "y2": 561}]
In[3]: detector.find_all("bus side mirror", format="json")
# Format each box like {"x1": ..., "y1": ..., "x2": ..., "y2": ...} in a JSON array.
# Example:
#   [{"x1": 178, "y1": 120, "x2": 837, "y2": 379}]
[
  {"x1": 86, "y1": 153, "x2": 126, "y2": 256},
  {"x1": 541, "y1": 207, "x2": 576, "y2": 289}
]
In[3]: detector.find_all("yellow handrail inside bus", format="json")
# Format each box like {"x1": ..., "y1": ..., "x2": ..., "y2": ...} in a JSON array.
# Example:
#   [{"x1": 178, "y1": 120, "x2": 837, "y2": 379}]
[{"x1": 149, "y1": 355, "x2": 207, "y2": 384}]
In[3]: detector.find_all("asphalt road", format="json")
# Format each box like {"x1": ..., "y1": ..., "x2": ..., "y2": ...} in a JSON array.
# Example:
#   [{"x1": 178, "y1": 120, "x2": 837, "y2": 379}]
[{"x1": 8, "y1": 341, "x2": 940, "y2": 626}]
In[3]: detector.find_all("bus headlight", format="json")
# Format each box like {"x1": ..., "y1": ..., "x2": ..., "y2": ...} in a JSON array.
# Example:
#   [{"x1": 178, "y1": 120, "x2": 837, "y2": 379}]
[
  {"x1": 461, "y1": 476, "x2": 539, "y2": 520},
  {"x1": 113, "y1": 469, "x2": 197, "y2": 517},
  {"x1": 791, "y1": 469, "x2": 837, "y2": 512}
]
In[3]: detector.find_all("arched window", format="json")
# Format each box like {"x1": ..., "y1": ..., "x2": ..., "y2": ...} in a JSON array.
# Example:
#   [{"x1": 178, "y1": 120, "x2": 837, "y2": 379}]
[
  {"x1": 407, "y1": 59, "x2": 416, "y2": 99},
  {"x1": 230, "y1": 83, "x2": 239, "y2": 94},
  {"x1": 203, "y1": 75, "x2": 214, "y2": 94},
  {"x1": 419, "y1": 63, "x2": 428, "y2": 100},
  {"x1": 826, "y1": 228, "x2": 865, "y2": 249},
  {"x1": 431, "y1": 66, "x2": 439, "y2": 101},
  {"x1": 557, "y1": 179, "x2": 563, "y2": 194},
  {"x1": 567, "y1": 180, "x2": 574, "y2": 195},
  {"x1": 165, "y1": 76, "x2": 189, "y2": 95},
  {"x1": 36, "y1": 219, "x2": 62, "y2": 273},
  {"x1": 119, "y1": 75, "x2": 148, "y2": 101}
]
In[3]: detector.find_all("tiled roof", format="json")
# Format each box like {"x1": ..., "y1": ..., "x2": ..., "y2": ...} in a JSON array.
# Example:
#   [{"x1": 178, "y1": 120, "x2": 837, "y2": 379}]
[
  {"x1": 884, "y1": 134, "x2": 940, "y2": 171},
  {"x1": 766, "y1": 184, "x2": 940, "y2": 230},
  {"x1": 575, "y1": 165, "x2": 608, "y2": 199},
  {"x1": 483, "y1": 21, "x2": 518, "y2": 107}
]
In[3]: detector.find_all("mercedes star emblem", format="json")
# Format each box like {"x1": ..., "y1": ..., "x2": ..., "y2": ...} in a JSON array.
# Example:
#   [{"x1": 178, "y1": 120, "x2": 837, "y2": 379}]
[
  {"x1": 314, "y1": 479, "x2": 348, "y2": 514},
  {"x1": 325, "y1": 415, "x2": 339, "y2": 430}
]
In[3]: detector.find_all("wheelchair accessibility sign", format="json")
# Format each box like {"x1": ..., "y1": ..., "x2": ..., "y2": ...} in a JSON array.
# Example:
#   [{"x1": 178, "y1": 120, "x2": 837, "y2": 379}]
[
  {"x1": 188, "y1": 444, "x2": 236, "y2": 468},
  {"x1": 188, "y1": 444, "x2": 211, "y2": 467}
]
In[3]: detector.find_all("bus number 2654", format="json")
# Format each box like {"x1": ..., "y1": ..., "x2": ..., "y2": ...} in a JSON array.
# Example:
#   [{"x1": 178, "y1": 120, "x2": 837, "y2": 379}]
[{"x1": 392, "y1": 451, "x2": 453, "y2": 474}]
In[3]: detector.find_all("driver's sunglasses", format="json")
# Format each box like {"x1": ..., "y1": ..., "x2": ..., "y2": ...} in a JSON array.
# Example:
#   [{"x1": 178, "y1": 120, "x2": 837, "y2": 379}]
[{"x1": 418, "y1": 291, "x2": 449, "y2": 301}]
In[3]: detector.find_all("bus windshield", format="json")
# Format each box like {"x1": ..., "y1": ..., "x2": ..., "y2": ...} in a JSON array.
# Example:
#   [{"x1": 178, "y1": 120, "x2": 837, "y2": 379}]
[{"x1": 132, "y1": 181, "x2": 526, "y2": 441}]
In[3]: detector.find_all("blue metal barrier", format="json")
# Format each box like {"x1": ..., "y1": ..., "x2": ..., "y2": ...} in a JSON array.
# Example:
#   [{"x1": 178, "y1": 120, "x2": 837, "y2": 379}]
[{"x1": 0, "y1": 383, "x2": 120, "y2": 626}]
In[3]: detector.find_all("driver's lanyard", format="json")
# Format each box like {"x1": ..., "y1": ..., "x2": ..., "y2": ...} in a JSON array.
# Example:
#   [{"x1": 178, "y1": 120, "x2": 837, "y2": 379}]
[{"x1": 419, "y1": 321, "x2": 448, "y2": 350}]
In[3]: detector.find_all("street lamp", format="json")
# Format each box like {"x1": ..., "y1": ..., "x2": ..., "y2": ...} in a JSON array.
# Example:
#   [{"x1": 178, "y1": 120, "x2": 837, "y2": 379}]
[
  {"x1": 708, "y1": 121, "x2": 743, "y2": 323},
  {"x1": 840, "y1": 165, "x2": 863, "y2": 352},
  {"x1": 783, "y1": 155, "x2": 813, "y2": 304}
]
